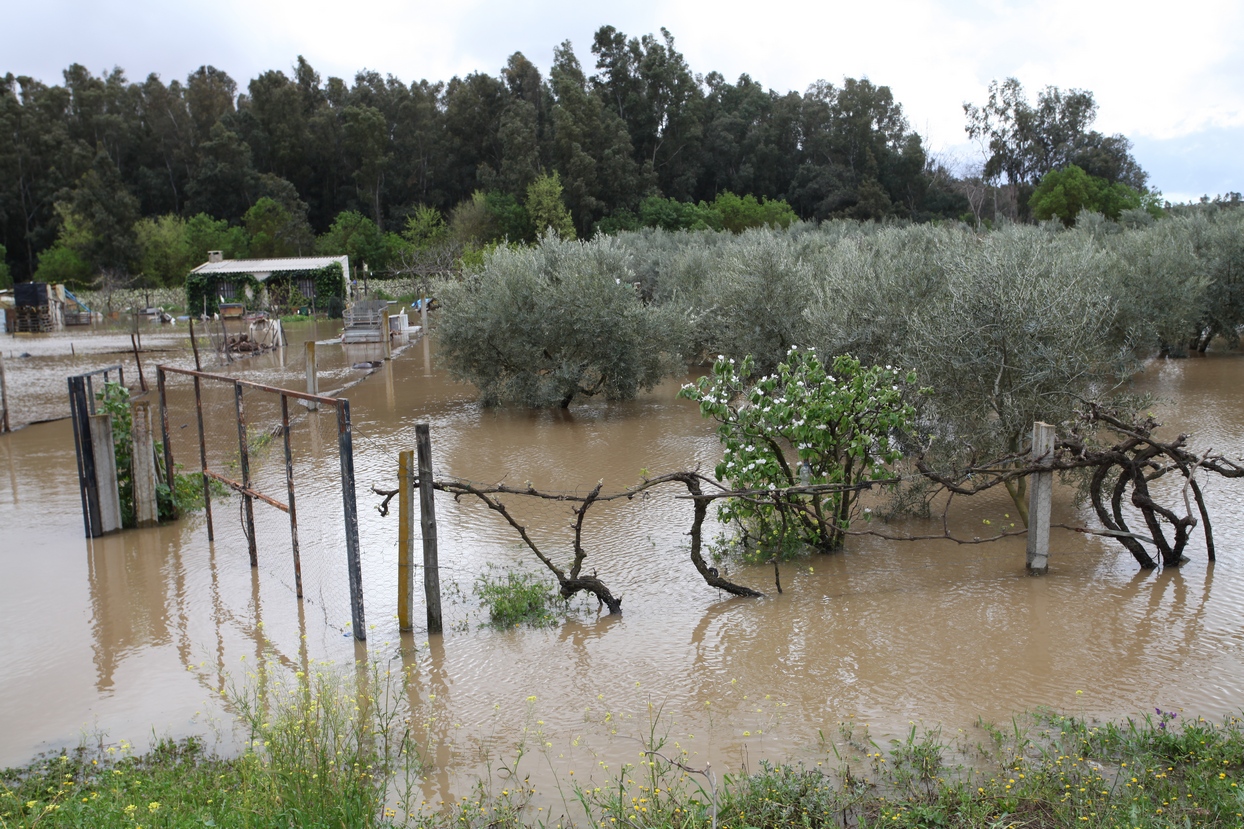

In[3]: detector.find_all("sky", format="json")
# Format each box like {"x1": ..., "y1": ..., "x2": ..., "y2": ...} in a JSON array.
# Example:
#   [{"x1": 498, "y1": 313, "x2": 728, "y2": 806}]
[{"x1": 7, "y1": 0, "x2": 1244, "y2": 203}]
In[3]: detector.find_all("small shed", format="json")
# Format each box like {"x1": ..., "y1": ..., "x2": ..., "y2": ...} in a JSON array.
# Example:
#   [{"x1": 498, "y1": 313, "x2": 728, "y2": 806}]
[
  {"x1": 13, "y1": 282, "x2": 65, "y2": 332},
  {"x1": 187, "y1": 253, "x2": 350, "y2": 315}
]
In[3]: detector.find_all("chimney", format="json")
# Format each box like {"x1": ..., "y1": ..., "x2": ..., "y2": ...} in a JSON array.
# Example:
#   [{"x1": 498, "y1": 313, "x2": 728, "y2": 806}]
[{"x1": 208, "y1": 250, "x2": 223, "y2": 263}]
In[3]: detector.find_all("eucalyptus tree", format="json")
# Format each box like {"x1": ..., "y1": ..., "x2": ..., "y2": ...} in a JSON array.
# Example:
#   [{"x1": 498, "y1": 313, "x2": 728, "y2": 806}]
[
  {"x1": 964, "y1": 78, "x2": 1147, "y2": 219},
  {"x1": 549, "y1": 41, "x2": 647, "y2": 236},
  {"x1": 590, "y1": 25, "x2": 705, "y2": 200}
]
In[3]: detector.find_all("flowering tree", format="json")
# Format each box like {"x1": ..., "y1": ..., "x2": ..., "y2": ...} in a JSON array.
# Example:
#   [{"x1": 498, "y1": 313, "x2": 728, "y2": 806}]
[{"x1": 679, "y1": 349, "x2": 918, "y2": 556}]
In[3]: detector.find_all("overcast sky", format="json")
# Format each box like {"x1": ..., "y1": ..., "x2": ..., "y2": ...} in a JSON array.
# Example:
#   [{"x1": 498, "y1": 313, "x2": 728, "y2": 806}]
[{"x1": 8, "y1": 0, "x2": 1243, "y2": 203}]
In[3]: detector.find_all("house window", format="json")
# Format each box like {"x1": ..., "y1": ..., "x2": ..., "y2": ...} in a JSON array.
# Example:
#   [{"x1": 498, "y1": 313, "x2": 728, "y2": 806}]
[{"x1": 297, "y1": 278, "x2": 316, "y2": 299}]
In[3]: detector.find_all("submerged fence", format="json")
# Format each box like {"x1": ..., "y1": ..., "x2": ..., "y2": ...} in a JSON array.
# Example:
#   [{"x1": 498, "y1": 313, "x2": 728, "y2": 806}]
[{"x1": 156, "y1": 365, "x2": 368, "y2": 640}]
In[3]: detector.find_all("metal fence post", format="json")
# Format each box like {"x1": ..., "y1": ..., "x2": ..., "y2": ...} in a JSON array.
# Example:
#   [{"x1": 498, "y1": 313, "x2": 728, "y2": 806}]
[
  {"x1": 193, "y1": 373, "x2": 214, "y2": 541},
  {"x1": 157, "y1": 368, "x2": 176, "y2": 517},
  {"x1": 416, "y1": 423, "x2": 442, "y2": 633},
  {"x1": 69, "y1": 376, "x2": 100, "y2": 537},
  {"x1": 280, "y1": 394, "x2": 304, "y2": 599},
  {"x1": 337, "y1": 400, "x2": 366, "y2": 640},
  {"x1": 234, "y1": 381, "x2": 258, "y2": 567}
]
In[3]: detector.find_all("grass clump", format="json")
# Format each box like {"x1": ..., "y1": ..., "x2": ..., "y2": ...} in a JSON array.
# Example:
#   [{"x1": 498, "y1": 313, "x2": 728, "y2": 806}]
[
  {"x1": 0, "y1": 659, "x2": 424, "y2": 829},
  {"x1": 473, "y1": 567, "x2": 560, "y2": 628},
  {"x1": 573, "y1": 711, "x2": 1244, "y2": 828}
]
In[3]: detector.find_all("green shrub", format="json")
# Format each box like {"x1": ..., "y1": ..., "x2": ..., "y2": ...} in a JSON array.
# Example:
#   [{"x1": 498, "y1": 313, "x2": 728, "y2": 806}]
[{"x1": 474, "y1": 568, "x2": 559, "y2": 628}]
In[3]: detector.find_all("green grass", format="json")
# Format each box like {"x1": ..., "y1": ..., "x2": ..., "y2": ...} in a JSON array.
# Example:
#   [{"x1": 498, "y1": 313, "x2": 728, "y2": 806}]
[
  {"x1": 571, "y1": 710, "x2": 1244, "y2": 828},
  {"x1": 5, "y1": 686, "x2": 1244, "y2": 828},
  {"x1": 0, "y1": 658, "x2": 424, "y2": 829}
]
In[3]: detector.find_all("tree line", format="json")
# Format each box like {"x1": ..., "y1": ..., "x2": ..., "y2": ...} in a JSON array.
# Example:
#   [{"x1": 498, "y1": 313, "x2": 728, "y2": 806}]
[{"x1": 1, "y1": 25, "x2": 1162, "y2": 286}]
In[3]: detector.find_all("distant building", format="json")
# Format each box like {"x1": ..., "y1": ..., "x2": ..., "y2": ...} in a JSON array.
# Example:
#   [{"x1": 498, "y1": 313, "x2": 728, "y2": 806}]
[{"x1": 187, "y1": 252, "x2": 350, "y2": 314}]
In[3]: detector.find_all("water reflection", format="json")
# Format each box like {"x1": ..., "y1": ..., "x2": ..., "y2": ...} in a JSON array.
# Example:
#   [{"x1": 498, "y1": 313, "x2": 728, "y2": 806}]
[{"x1": 87, "y1": 529, "x2": 172, "y2": 692}]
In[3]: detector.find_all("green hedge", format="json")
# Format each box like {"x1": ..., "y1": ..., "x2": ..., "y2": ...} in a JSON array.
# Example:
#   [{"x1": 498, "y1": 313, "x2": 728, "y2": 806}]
[{"x1": 185, "y1": 271, "x2": 260, "y2": 316}]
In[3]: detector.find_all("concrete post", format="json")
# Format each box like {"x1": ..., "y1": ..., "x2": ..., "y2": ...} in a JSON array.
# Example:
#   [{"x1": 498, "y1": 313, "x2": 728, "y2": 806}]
[
  {"x1": 1026, "y1": 421, "x2": 1055, "y2": 574},
  {"x1": 131, "y1": 401, "x2": 159, "y2": 527},
  {"x1": 89, "y1": 413, "x2": 123, "y2": 534},
  {"x1": 305, "y1": 340, "x2": 318, "y2": 411}
]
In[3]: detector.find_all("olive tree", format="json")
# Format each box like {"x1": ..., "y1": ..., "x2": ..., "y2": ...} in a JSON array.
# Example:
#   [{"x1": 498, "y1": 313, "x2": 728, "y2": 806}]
[
  {"x1": 435, "y1": 236, "x2": 684, "y2": 407},
  {"x1": 899, "y1": 225, "x2": 1131, "y2": 521}
]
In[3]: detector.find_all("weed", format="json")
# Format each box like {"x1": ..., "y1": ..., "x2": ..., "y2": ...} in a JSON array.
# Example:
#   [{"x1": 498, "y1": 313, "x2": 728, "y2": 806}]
[{"x1": 473, "y1": 567, "x2": 562, "y2": 628}]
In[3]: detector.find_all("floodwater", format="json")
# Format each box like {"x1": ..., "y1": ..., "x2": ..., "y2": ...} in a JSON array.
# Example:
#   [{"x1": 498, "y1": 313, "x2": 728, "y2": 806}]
[{"x1": 3, "y1": 325, "x2": 1244, "y2": 808}]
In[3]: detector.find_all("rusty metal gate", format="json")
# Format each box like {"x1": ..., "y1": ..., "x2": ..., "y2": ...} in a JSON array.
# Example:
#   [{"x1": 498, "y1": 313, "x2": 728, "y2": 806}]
[{"x1": 156, "y1": 365, "x2": 367, "y2": 640}]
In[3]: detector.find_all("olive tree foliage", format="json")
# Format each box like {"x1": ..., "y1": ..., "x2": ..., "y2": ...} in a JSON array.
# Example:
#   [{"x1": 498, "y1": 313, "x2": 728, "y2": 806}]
[
  {"x1": 438, "y1": 217, "x2": 1234, "y2": 538},
  {"x1": 1178, "y1": 208, "x2": 1244, "y2": 352},
  {"x1": 897, "y1": 227, "x2": 1132, "y2": 519},
  {"x1": 669, "y1": 222, "x2": 1201, "y2": 524},
  {"x1": 1094, "y1": 217, "x2": 1207, "y2": 355},
  {"x1": 435, "y1": 236, "x2": 686, "y2": 407}
]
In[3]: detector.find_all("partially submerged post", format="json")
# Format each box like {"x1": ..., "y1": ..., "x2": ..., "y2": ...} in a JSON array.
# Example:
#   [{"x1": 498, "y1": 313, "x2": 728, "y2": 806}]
[
  {"x1": 89, "y1": 413, "x2": 122, "y2": 534},
  {"x1": 0, "y1": 350, "x2": 10, "y2": 433},
  {"x1": 416, "y1": 424, "x2": 442, "y2": 633},
  {"x1": 280, "y1": 395, "x2": 303, "y2": 598},
  {"x1": 69, "y1": 367, "x2": 125, "y2": 537},
  {"x1": 131, "y1": 401, "x2": 158, "y2": 527},
  {"x1": 234, "y1": 382, "x2": 258, "y2": 567},
  {"x1": 130, "y1": 333, "x2": 148, "y2": 393},
  {"x1": 397, "y1": 449, "x2": 415, "y2": 631},
  {"x1": 1026, "y1": 421, "x2": 1055, "y2": 574},
  {"x1": 338, "y1": 400, "x2": 367, "y2": 639},
  {"x1": 305, "y1": 341, "x2": 318, "y2": 411},
  {"x1": 188, "y1": 317, "x2": 202, "y2": 372}
]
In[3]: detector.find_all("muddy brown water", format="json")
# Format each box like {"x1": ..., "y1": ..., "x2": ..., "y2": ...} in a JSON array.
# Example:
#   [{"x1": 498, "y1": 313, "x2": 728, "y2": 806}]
[{"x1": 3, "y1": 325, "x2": 1244, "y2": 808}]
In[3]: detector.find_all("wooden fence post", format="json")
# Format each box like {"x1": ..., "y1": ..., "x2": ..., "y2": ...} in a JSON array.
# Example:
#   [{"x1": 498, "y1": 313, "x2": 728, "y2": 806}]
[
  {"x1": 89, "y1": 413, "x2": 123, "y2": 534},
  {"x1": 1026, "y1": 421, "x2": 1055, "y2": 574},
  {"x1": 398, "y1": 450, "x2": 415, "y2": 631},
  {"x1": 188, "y1": 317, "x2": 203, "y2": 371},
  {"x1": 305, "y1": 341, "x2": 318, "y2": 411},
  {"x1": 130, "y1": 333, "x2": 148, "y2": 393},
  {"x1": 416, "y1": 424, "x2": 442, "y2": 633},
  {"x1": 131, "y1": 401, "x2": 159, "y2": 527}
]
